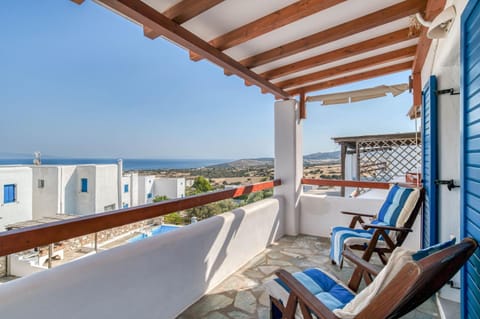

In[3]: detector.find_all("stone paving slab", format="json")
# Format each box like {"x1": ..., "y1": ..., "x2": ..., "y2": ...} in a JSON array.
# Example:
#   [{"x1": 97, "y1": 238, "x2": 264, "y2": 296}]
[{"x1": 178, "y1": 235, "x2": 439, "y2": 319}]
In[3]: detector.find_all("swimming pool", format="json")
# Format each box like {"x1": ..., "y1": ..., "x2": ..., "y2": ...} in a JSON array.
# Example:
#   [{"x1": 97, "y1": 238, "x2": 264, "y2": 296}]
[{"x1": 128, "y1": 224, "x2": 181, "y2": 243}]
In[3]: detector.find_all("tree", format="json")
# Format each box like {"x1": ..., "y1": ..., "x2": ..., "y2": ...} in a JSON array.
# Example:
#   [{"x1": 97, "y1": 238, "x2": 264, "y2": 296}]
[
  {"x1": 192, "y1": 176, "x2": 212, "y2": 193},
  {"x1": 163, "y1": 212, "x2": 185, "y2": 225},
  {"x1": 153, "y1": 195, "x2": 168, "y2": 202}
]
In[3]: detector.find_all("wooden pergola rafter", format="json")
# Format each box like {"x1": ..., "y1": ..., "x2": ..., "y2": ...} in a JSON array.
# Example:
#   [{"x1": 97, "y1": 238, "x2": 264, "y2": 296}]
[
  {"x1": 276, "y1": 46, "x2": 417, "y2": 90},
  {"x1": 239, "y1": 0, "x2": 426, "y2": 68},
  {"x1": 71, "y1": 0, "x2": 447, "y2": 100},
  {"x1": 189, "y1": 0, "x2": 346, "y2": 61}
]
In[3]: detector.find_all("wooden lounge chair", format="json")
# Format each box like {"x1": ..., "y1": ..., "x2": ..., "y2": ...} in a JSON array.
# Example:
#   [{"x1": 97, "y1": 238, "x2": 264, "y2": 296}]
[
  {"x1": 266, "y1": 238, "x2": 477, "y2": 319},
  {"x1": 330, "y1": 185, "x2": 424, "y2": 267}
]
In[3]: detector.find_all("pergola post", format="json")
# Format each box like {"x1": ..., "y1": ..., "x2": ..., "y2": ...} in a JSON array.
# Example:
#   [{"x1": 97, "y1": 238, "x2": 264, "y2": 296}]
[
  {"x1": 274, "y1": 99, "x2": 303, "y2": 236},
  {"x1": 340, "y1": 144, "x2": 347, "y2": 197}
]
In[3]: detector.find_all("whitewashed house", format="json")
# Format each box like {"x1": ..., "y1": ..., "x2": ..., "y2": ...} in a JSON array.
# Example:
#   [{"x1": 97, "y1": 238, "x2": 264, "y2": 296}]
[
  {"x1": 122, "y1": 173, "x2": 185, "y2": 207},
  {"x1": 0, "y1": 167, "x2": 33, "y2": 231},
  {"x1": 32, "y1": 164, "x2": 121, "y2": 218}
]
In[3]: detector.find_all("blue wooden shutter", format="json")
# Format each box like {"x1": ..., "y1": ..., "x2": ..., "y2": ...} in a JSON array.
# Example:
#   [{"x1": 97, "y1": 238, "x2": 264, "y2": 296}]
[
  {"x1": 461, "y1": 1, "x2": 480, "y2": 317},
  {"x1": 81, "y1": 178, "x2": 88, "y2": 192},
  {"x1": 422, "y1": 75, "x2": 438, "y2": 248},
  {"x1": 3, "y1": 184, "x2": 16, "y2": 203}
]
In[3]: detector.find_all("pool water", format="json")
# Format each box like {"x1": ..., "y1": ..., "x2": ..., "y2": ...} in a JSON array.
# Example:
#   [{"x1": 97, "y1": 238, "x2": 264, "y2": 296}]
[{"x1": 128, "y1": 225, "x2": 181, "y2": 243}]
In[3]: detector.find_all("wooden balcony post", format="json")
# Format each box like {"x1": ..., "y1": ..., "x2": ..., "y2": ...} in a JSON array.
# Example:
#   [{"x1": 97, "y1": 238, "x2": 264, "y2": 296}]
[{"x1": 274, "y1": 99, "x2": 303, "y2": 236}]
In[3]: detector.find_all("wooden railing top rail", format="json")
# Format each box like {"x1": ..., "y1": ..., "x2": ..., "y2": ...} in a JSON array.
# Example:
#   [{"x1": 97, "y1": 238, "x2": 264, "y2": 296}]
[
  {"x1": 0, "y1": 180, "x2": 281, "y2": 257},
  {"x1": 301, "y1": 178, "x2": 419, "y2": 190}
]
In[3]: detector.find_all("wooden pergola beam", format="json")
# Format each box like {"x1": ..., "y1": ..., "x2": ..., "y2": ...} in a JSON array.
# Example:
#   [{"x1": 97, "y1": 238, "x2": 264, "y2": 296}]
[
  {"x1": 93, "y1": 0, "x2": 290, "y2": 99},
  {"x1": 70, "y1": 0, "x2": 85, "y2": 4},
  {"x1": 276, "y1": 45, "x2": 417, "y2": 89},
  {"x1": 287, "y1": 61, "x2": 413, "y2": 95},
  {"x1": 299, "y1": 92, "x2": 307, "y2": 119},
  {"x1": 145, "y1": 0, "x2": 224, "y2": 40},
  {"x1": 163, "y1": 0, "x2": 224, "y2": 25},
  {"x1": 412, "y1": 0, "x2": 447, "y2": 72},
  {"x1": 190, "y1": 0, "x2": 345, "y2": 62},
  {"x1": 261, "y1": 28, "x2": 417, "y2": 80},
  {"x1": 411, "y1": 0, "x2": 446, "y2": 108},
  {"x1": 240, "y1": 0, "x2": 427, "y2": 68},
  {"x1": 211, "y1": 0, "x2": 345, "y2": 52},
  {"x1": 412, "y1": 71, "x2": 422, "y2": 110}
]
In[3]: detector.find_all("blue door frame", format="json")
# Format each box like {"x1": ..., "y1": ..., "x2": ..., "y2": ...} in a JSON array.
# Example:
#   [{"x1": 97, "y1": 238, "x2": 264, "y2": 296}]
[
  {"x1": 422, "y1": 75, "x2": 438, "y2": 248},
  {"x1": 461, "y1": 0, "x2": 480, "y2": 317}
]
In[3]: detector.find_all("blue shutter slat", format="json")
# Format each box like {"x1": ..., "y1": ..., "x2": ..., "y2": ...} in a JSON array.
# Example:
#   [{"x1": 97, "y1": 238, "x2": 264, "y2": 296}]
[{"x1": 461, "y1": 1, "x2": 480, "y2": 317}]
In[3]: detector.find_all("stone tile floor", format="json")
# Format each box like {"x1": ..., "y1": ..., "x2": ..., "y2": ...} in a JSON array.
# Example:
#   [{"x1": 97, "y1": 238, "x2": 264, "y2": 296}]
[{"x1": 178, "y1": 235, "x2": 439, "y2": 319}]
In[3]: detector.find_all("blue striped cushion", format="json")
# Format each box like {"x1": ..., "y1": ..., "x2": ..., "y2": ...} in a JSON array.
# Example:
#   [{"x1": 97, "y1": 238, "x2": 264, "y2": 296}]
[
  {"x1": 273, "y1": 268, "x2": 355, "y2": 311},
  {"x1": 377, "y1": 185, "x2": 414, "y2": 226},
  {"x1": 412, "y1": 237, "x2": 456, "y2": 261},
  {"x1": 330, "y1": 227, "x2": 373, "y2": 265}
]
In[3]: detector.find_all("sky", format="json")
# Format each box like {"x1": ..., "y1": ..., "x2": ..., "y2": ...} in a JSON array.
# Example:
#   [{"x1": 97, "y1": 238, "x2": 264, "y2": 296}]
[{"x1": 0, "y1": 1, "x2": 416, "y2": 160}]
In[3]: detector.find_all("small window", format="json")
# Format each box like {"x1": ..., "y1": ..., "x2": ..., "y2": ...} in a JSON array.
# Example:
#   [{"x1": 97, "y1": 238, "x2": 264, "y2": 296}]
[
  {"x1": 38, "y1": 179, "x2": 45, "y2": 188},
  {"x1": 4, "y1": 184, "x2": 16, "y2": 204},
  {"x1": 147, "y1": 193, "x2": 153, "y2": 199},
  {"x1": 124, "y1": 184, "x2": 129, "y2": 193},
  {"x1": 81, "y1": 178, "x2": 88, "y2": 193}
]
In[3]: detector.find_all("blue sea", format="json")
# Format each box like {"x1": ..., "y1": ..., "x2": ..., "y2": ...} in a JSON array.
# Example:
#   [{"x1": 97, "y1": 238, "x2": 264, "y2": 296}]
[{"x1": 0, "y1": 158, "x2": 229, "y2": 170}]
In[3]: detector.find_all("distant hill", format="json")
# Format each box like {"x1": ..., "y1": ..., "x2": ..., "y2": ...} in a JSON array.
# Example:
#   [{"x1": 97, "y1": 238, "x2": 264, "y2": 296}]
[
  {"x1": 209, "y1": 151, "x2": 340, "y2": 168},
  {"x1": 304, "y1": 151, "x2": 340, "y2": 161},
  {"x1": 208, "y1": 158, "x2": 273, "y2": 168}
]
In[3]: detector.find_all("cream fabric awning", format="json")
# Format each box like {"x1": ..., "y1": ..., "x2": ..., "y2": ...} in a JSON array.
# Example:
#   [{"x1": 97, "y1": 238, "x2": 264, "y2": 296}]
[{"x1": 306, "y1": 83, "x2": 409, "y2": 105}]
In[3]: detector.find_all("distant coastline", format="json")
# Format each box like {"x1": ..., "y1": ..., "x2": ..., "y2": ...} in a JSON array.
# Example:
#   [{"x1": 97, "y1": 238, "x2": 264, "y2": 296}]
[
  {"x1": 0, "y1": 158, "x2": 230, "y2": 170},
  {"x1": 0, "y1": 151, "x2": 340, "y2": 171}
]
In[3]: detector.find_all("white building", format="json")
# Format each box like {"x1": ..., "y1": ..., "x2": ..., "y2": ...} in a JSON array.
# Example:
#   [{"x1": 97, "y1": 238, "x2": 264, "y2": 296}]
[
  {"x1": 32, "y1": 164, "x2": 121, "y2": 219},
  {"x1": 121, "y1": 173, "x2": 185, "y2": 207},
  {"x1": 0, "y1": 167, "x2": 33, "y2": 231},
  {"x1": 1, "y1": 163, "x2": 185, "y2": 229}
]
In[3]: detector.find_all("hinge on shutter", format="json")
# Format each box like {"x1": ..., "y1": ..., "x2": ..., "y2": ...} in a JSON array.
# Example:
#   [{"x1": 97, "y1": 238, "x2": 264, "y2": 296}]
[{"x1": 436, "y1": 88, "x2": 460, "y2": 95}]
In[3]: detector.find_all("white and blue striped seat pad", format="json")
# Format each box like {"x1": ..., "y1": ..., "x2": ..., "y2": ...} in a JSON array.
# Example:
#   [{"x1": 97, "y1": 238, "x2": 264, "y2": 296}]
[
  {"x1": 329, "y1": 185, "x2": 414, "y2": 265},
  {"x1": 376, "y1": 185, "x2": 414, "y2": 227},
  {"x1": 273, "y1": 268, "x2": 355, "y2": 311},
  {"x1": 330, "y1": 226, "x2": 382, "y2": 265}
]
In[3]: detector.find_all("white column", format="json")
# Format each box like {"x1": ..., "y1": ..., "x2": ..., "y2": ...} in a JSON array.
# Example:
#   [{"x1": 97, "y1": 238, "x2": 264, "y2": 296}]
[{"x1": 274, "y1": 99, "x2": 303, "y2": 236}]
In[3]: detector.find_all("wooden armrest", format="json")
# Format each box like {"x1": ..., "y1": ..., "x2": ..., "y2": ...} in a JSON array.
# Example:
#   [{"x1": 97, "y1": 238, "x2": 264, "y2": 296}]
[
  {"x1": 275, "y1": 269, "x2": 338, "y2": 319},
  {"x1": 342, "y1": 248, "x2": 382, "y2": 276},
  {"x1": 341, "y1": 211, "x2": 376, "y2": 218},
  {"x1": 363, "y1": 224, "x2": 412, "y2": 232}
]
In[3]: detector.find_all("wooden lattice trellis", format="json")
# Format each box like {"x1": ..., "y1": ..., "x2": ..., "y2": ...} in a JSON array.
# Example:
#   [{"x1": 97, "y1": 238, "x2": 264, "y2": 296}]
[
  {"x1": 333, "y1": 132, "x2": 421, "y2": 196},
  {"x1": 357, "y1": 136, "x2": 421, "y2": 182}
]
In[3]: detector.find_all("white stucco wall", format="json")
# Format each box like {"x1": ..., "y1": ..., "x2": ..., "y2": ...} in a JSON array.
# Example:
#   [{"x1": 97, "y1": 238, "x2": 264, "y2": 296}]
[
  {"x1": 32, "y1": 166, "x2": 61, "y2": 219},
  {"x1": 421, "y1": 0, "x2": 466, "y2": 245},
  {"x1": 0, "y1": 197, "x2": 284, "y2": 319},
  {"x1": 299, "y1": 193, "x2": 421, "y2": 251},
  {"x1": 420, "y1": 0, "x2": 467, "y2": 302},
  {"x1": 138, "y1": 175, "x2": 155, "y2": 204},
  {"x1": 0, "y1": 167, "x2": 33, "y2": 231},
  {"x1": 274, "y1": 99, "x2": 302, "y2": 236},
  {"x1": 121, "y1": 176, "x2": 131, "y2": 208},
  {"x1": 153, "y1": 177, "x2": 185, "y2": 199},
  {"x1": 60, "y1": 165, "x2": 76, "y2": 214},
  {"x1": 94, "y1": 165, "x2": 118, "y2": 212},
  {"x1": 73, "y1": 166, "x2": 96, "y2": 215}
]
